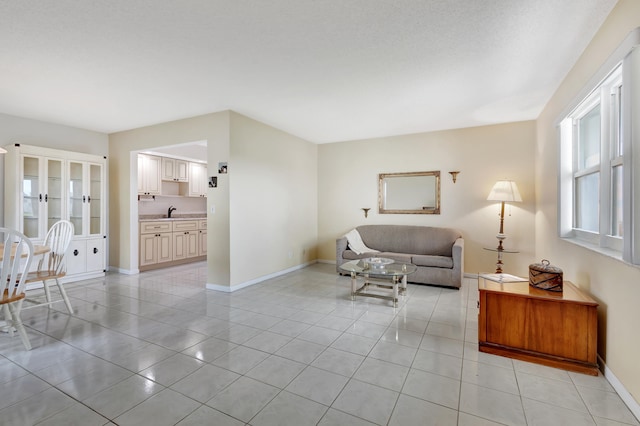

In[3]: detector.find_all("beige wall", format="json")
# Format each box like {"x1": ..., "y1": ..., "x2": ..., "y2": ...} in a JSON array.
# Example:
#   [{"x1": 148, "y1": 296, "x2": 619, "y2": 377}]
[
  {"x1": 108, "y1": 110, "x2": 317, "y2": 290},
  {"x1": 318, "y1": 121, "x2": 536, "y2": 275},
  {"x1": 228, "y1": 112, "x2": 318, "y2": 286},
  {"x1": 108, "y1": 112, "x2": 230, "y2": 285},
  {"x1": 0, "y1": 112, "x2": 108, "y2": 155},
  {"x1": 535, "y1": 0, "x2": 640, "y2": 405}
]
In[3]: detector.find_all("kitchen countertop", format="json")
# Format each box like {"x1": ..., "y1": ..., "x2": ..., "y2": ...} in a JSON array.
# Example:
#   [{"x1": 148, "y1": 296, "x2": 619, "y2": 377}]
[{"x1": 139, "y1": 215, "x2": 206, "y2": 222}]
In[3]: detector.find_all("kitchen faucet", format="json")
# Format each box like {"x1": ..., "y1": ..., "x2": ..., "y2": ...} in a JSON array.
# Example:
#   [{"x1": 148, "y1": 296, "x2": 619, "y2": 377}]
[{"x1": 168, "y1": 205, "x2": 177, "y2": 218}]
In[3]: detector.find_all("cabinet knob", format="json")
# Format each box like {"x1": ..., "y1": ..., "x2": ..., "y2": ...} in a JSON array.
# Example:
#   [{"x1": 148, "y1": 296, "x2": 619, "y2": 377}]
[
  {"x1": 45, "y1": 194, "x2": 48, "y2": 202},
  {"x1": 73, "y1": 249, "x2": 79, "y2": 256},
  {"x1": 93, "y1": 247, "x2": 98, "y2": 254}
]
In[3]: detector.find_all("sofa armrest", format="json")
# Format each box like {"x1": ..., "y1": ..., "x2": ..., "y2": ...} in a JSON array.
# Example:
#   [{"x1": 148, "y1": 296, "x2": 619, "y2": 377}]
[
  {"x1": 336, "y1": 237, "x2": 348, "y2": 273},
  {"x1": 452, "y1": 237, "x2": 464, "y2": 287}
]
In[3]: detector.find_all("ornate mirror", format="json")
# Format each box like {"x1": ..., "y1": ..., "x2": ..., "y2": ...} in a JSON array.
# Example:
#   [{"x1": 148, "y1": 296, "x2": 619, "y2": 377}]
[{"x1": 378, "y1": 171, "x2": 441, "y2": 214}]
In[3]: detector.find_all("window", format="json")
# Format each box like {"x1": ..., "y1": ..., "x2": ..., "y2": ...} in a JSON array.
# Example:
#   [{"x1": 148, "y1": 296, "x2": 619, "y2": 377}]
[
  {"x1": 573, "y1": 95, "x2": 601, "y2": 235},
  {"x1": 564, "y1": 68, "x2": 623, "y2": 251},
  {"x1": 559, "y1": 34, "x2": 639, "y2": 263}
]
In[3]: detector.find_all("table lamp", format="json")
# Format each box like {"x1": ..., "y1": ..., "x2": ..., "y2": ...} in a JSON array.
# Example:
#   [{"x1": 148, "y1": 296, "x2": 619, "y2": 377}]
[{"x1": 487, "y1": 180, "x2": 522, "y2": 270}]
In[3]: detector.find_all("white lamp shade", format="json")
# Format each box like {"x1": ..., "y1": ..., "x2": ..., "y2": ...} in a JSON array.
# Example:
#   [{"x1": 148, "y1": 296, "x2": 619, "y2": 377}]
[{"x1": 487, "y1": 180, "x2": 522, "y2": 202}]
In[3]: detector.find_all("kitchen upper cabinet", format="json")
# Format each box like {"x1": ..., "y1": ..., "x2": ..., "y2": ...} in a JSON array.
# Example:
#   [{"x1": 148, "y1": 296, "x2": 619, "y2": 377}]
[
  {"x1": 3, "y1": 143, "x2": 107, "y2": 282},
  {"x1": 162, "y1": 157, "x2": 189, "y2": 182},
  {"x1": 138, "y1": 154, "x2": 161, "y2": 195},
  {"x1": 188, "y1": 162, "x2": 207, "y2": 197},
  {"x1": 139, "y1": 154, "x2": 207, "y2": 198}
]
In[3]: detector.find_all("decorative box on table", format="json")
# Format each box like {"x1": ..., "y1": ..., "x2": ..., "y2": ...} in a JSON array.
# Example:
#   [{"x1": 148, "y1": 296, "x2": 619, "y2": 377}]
[{"x1": 529, "y1": 259, "x2": 563, "y2": 292}]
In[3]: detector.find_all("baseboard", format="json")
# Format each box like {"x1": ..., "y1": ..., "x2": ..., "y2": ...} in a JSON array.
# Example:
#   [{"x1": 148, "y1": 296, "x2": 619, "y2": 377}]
[
  {"x1": 206, "y1": 260, "x2": 318, "y2": 293},
  {"x1": 59, "y1": 271, "x2": 105, "y2": 284},
  {"x1": 599, "y1": 355, "x2": 640, "y2": 422},
  {"x1": 317, "y1": 259, "x2": 336, "y2": 265},
  {"x1": 108, "y1": 266, "x2": 139, "y2": 275}
]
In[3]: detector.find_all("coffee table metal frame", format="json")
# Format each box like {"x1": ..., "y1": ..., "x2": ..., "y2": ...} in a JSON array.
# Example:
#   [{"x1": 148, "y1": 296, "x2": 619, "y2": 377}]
[{"x1": 338, "y1": 259, "x2": 417, "y2": 308}]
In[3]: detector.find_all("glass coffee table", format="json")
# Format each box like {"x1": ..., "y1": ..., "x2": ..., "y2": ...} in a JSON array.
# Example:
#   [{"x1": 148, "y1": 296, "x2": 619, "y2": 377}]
[{"x1": 338, "y1": 258, "x2": 417, "y2": 308}]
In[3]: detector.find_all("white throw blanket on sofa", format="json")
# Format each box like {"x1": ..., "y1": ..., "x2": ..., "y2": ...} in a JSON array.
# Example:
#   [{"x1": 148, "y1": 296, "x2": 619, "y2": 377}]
[{"x1": 344, "y1": 229, "x2": 379, "y2": 255}]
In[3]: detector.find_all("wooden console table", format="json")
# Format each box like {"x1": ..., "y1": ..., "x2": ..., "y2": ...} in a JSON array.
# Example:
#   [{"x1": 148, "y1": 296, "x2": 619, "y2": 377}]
[{"x1": 478, "y1": 275, "x2": 599, "y2": 375}]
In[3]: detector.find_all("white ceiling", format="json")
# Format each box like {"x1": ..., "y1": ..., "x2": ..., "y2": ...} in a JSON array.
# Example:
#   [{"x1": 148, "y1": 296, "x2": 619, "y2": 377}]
[{"x1": 0, "y1": 1, "x2": 618, "y2": 143}]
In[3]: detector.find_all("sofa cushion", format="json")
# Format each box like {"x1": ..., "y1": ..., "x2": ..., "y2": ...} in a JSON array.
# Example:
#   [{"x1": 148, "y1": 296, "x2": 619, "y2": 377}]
[
  {"x1": 412, "y1": 255, "x2": 453, "y2": 269},
  {"x1": 342, "y1": 250, "x2": 412, "y2": 265},
  {"x1": 378, "y1": 252, "x2": 412, "y2": 264},
  {"x1": 356, "y1": 225, "x2": 461, "y2": 256}
]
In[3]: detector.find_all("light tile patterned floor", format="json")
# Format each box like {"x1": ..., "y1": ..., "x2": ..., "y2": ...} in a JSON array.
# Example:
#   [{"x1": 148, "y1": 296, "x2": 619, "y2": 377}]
[{"x1": 0, "y1": 262, "x2": 637, "y2": 425}]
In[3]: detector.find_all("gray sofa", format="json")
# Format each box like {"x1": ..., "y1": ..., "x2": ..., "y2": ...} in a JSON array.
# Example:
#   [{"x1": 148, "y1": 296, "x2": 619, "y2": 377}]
[{"x1": 336, "y1": 224, "x2": 464, "y2": 289}]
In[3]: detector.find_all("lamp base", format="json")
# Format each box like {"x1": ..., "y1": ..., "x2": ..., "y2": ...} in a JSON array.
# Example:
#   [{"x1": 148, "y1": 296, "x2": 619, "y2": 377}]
[{"x1": 495, "y1": 234, "x2": 506, "y2": 273}]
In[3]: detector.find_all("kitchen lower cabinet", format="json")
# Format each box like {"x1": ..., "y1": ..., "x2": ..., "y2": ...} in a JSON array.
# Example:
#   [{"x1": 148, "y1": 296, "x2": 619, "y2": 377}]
[
  {"x1": 197, "y1": 218, "x2": 207, "y2": 256},
  {"x1": 140, "y1": 232, "x2": 172, "y2": 267},
  {"x1": 139, "y1": 219, "x2": 206, "y2": 271},
  {"x1": 173, "y1": 230, "x2": 199, "y2": 260},
  {"x1": 198, "y1": 229, "x2": 207, "y2": 256}
]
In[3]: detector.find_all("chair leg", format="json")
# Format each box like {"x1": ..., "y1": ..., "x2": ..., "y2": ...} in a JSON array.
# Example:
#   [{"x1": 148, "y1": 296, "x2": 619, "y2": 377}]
[
  {"x1": 43, "y1": 279, "x2": 52, "y2": 307},
  {"x1": 2, "y1": 305, "x2": 13, "y2": 335},
  {"x1": 55, "y1": 278, "x2": 73, "y2": 314},
  {"x1": 7, "y1": 302, "x2": 31, "y2": 350}
]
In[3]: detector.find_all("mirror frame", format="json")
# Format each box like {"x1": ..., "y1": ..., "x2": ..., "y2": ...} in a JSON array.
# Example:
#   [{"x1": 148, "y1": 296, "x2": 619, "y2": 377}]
[{"x1": 378, "y1": 171, "x2": 441, "y2": 214}]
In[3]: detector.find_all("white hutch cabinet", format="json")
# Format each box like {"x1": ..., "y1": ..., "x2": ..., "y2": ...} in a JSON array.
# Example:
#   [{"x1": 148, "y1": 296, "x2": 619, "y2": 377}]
[{"x1": 3, "y1": 144, "x2": 107, "y2": 282}]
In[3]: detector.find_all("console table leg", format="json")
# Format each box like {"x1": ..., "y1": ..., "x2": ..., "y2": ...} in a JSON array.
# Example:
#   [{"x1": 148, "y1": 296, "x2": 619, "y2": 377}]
[
  {"x1": 350, "y1": 272, "x2": 357, "y2": 301},
  {"x1": 392, "y1": 276, "x2": 399, "y2": 308}
]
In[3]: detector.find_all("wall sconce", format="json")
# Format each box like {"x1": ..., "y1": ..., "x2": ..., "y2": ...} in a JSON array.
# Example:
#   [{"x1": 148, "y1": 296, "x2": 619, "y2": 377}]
[
  {"x1": 361, "y1": 208, "x2": 371, "y2": 218},
  {"x1": 449, "y1": 171, "x2": 460, "y2": 183}
]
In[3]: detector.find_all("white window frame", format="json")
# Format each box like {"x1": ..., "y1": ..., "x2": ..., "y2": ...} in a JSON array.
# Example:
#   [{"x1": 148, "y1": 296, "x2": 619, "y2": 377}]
[
  {"x1": 571, "y1": 91, "x2": 602, "y2": 245},
  {"x1": 558, "y1": 28, "x2": 640, "y2": 264}
]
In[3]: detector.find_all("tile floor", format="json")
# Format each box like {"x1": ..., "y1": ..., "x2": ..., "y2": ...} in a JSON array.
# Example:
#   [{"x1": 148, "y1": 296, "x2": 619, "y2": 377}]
[{"x1": 0, "y1": 262, "x2": 638, "y2": 426}]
